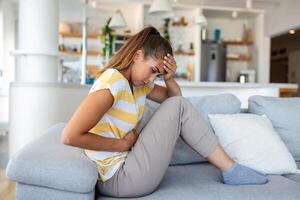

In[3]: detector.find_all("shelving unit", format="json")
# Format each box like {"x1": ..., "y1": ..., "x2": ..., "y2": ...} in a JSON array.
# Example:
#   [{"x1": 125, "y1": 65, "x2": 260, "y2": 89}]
[
  {"x1": 58, "y1": 30, "x2": 103, "y2": 84},
  {"x1": 223, "y1": 40, "x2": 253, "y2": 45},
  {"x1": 223, "y1": 40, "x2": 253, "y2": 62},
  {"x1": 174, "y1": 51, "x2": 195, "y2": 56},
  {"x1": 56, "y1": 2, "x2": 268, "y2": 84},
  {"x1": 59, "y1": 50, "x2": 101, "y2": 57},
  {"x1": 201, "y1": 6, "x2": 266, "y2": 82},
  {"x1": 58, "y1": 31, "x2": 102, "y2": 58},
  {"x1": 86, "y1": 65, "x2": 100, "y2": 78},
  {"x1": 227, "y1": 55, "x2": 252, "y2": 61},
  {"x1": 59, "y1": 32, "x2": 102, "y2": 39}
]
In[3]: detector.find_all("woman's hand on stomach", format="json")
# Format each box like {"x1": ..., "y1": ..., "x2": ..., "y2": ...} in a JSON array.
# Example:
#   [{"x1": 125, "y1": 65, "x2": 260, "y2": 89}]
[{"x1": 122, "y1": 129, "x2": 138, "y2": 151}]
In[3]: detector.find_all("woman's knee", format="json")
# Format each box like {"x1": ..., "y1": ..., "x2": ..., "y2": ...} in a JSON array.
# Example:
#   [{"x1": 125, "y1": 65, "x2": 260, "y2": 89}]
[
  {"x1": 163, "y1": 96, "x2": 185, "y2": 106},
  {"x1": 168, "y1": 95, "x2": 185, "y2": 101},
  {"x1": 156, "y1": 96, "x2": 185, "y2": 115}
]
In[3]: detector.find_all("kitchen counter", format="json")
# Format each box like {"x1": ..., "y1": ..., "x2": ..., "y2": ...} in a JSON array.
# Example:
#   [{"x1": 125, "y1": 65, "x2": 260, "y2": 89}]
[
  {"x1": 154, "y1": 80, "x2": 298, "y2": 89},
  {"x1": 6, "y1": 80, "x2": 298, "y2": 90},
  {"x1": 154, "y1": 80, "x2": 298, "y2": 108},
  {"x1": 2, "y1": 81, "x2": 299, "y2": 111}
]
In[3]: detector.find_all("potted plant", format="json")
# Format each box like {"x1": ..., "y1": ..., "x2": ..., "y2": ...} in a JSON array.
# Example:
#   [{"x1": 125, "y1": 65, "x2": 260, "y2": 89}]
[{"x1": 101, "y1": 17, "x2": 116, "y2": 65}]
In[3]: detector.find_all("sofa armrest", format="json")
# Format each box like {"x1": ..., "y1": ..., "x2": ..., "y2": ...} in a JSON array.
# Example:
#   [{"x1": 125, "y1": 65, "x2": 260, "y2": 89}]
[{"x1": 5, "y1": 123, "x2": 98, "y2": 193}]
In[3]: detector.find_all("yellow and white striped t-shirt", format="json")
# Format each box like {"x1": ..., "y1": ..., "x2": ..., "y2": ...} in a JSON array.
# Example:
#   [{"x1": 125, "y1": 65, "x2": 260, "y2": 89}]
[{"x1": 83, "y1": 68, "x2": 155, "y2": 182}]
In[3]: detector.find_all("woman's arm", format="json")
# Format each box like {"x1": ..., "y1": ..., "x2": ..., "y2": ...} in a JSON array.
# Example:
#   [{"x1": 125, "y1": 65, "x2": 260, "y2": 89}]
[
  {"x1": 146, "y1": 78, "x2": 182, "y2": 104},
  {"x1": 164, "y1": 77, "x2": 182, "y2": 97},
  {"x1": 63, "y1": 131, "x2": 127, "y2": 152},
  {"x1": 61, "y1": 89, "x2": 128, "y2": 152}
]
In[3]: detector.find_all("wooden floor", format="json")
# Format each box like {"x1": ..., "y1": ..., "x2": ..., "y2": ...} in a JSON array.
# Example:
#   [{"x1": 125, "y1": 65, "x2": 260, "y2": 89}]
[
  {"x1": 1, "y1": 133, "x2": 16, "y2": 200},
  {"x1": 0, "y1": 169, "x2": 16, "y2": 200}
]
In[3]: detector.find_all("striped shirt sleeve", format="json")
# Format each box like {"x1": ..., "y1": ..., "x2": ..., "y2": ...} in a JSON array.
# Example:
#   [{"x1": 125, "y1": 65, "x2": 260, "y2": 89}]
[{"x1": 88, "y1": 69, "x2": 123, "y2": 106}]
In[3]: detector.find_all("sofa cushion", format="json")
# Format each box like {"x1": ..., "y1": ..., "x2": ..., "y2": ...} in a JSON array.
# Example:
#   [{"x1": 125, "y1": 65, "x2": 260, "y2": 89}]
[
  {"x1": 17, "y1": 182, "x2": 95, "y2": 200},
  {"x1": 136, "y1": 93, "x2": 241, "y2": 165},
  {"x1": 96, "y1": 163, "x2": 300, "y2": 200},
  {"x1": 283, "y1": 162, "x2": 300, "y2": 183},
  {"x1": 5, "y1": 123, "x2": 99, "y2": 193},
  {"x1": 248, "y1": 95, "x2": 300, "y2": 161},
  {"x1": 208, "y1": 113, "x2": 300, "y2": 174}
]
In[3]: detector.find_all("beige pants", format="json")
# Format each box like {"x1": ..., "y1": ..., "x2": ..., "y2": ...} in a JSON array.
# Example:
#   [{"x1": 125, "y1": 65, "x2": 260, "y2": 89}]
[{"x1": 96, "y1": 96, "x2": 219, "y2": 198}]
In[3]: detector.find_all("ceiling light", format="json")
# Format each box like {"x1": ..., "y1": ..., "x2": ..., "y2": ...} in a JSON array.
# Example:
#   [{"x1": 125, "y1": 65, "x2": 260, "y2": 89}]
[
  {"x1": 91, "y1": 0, "x2": 96, "y2": 8},
  {"x1": 196, "y1": 15, "x2": 207, "y2": 26},
  {"x1": 246, "y1": 0, "x2": 253, "y2": 9},
  {"x1": 289, "y1": 29, "x2": 296, "y2": 34},
  {"x1": 109, "y1": 9, "x2": 127, "y2": 29},
  {"x1": 149, "y1": 0, "x2": 173, "y2": 18},
  {"x1": 232, "y1": 11, "x2": 238, "y2": 18}
]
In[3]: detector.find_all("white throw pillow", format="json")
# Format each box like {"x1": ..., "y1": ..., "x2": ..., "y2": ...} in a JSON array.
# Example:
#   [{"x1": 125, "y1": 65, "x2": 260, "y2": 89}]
[{"x1": 208, "y1": 113, "x2": 300, "y2": 175}]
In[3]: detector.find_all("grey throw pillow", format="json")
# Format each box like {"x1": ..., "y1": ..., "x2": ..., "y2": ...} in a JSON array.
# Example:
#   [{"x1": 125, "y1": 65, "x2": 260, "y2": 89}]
[
  {"x1": 136, "y1": 93, "x2": 241, "y2": 165},
  {"x1": 248, "y1": 95, "x2": 300, "y2": 161}
]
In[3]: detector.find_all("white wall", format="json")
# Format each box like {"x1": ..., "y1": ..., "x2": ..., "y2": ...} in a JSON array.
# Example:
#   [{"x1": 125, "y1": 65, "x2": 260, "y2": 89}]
[
  {"x1": 0, "y1": 0, "x2": 3, "y2": 76},
  {"x1": 1, "y1": 0, "x2": 16, "y2": 88},
  {"x1": 260, "y1": 0, "x2": 300, "y2": 37},
  {"x1": 0, "y1": 0, "x2": 16, "y2": 123},
  {"x1": 181, "y1": 0, "x2": 300, "y2": 37}
]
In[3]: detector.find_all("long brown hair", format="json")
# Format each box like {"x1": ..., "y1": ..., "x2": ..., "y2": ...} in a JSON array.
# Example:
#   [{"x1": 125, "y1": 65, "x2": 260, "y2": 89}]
[{"x1": 95, "y1": 26, "x2": 173, "y2": 79}]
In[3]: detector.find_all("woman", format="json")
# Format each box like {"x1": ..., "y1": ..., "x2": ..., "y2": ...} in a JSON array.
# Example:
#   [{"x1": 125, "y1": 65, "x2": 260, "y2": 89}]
[{"x1": 61, "y1": 26, "x2": 268, "y2": 198}]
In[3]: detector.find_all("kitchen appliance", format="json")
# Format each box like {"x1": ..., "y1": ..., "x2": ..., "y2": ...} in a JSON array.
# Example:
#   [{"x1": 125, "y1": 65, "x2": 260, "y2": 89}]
[
  {"x1": 239, "y1": 69, "x2": 256, "y2": 83},
  {"x1": 201, "y1": 41, "x2": 227, "y2": 81},
  {"x1": 237, "y1": 73, "x2": 248, "y2": 83},
  {"x1": 201, "y1": 28, "x2": 208, "y2": 41}
]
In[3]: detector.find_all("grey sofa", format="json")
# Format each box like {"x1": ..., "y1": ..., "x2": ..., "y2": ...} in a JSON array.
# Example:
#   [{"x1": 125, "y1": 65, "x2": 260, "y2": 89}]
[{"x1": 6, "y1": 94, "x2": 300, "y2": 200}]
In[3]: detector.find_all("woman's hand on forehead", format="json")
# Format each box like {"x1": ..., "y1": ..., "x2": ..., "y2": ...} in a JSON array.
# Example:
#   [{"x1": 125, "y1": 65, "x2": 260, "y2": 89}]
[{"x1": 162, "y1": 53, "x2": 177, "y2": 81}]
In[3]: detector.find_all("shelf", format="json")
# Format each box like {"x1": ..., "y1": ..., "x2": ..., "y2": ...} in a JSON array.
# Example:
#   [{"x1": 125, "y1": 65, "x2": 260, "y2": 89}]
[
  {"x1": 59, "y1": 32, "x2": 101, "y2": 39},
  {"x1": 59, "y1": 50, "x2": 101, "y2": 57},
  {"x1": 115, "y1": 33, "x2": 132, "y2": 39},
  {"x1": 223, "y1": 40, "x2": 253, "y2": 45},
  {"x1": 227, "y1": 55, "x2": 252, "y2": 61},
  {"x1": 174, "y1": 51, "x2": 195, "y2": 56},
  {"x1": 87, "y1": 65, "x2": 100, "y2": 78},
  {"x1": 171, "y1": 23, "x2": 188, "y2": 27}
]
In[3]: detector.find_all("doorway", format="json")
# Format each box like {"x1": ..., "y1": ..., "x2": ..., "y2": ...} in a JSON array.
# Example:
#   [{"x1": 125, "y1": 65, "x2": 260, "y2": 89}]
[{"x1": 270, "y1": 29, "x2": 300, "y2": 96}]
